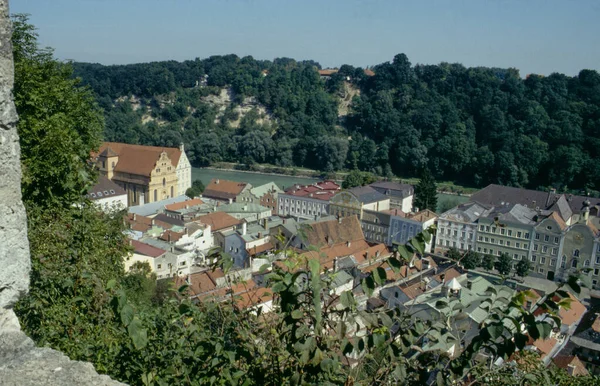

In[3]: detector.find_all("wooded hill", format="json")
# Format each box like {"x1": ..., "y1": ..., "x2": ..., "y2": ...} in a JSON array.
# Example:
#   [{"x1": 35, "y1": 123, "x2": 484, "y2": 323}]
[{"x1": 73, "y1": 54, "x2": 600, "y2": 192}]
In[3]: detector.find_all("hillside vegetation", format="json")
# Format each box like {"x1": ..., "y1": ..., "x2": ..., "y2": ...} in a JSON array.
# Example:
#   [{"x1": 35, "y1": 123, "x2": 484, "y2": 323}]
[{"x1": 74, "y1": 55, "x2": 600, "y2": 193}]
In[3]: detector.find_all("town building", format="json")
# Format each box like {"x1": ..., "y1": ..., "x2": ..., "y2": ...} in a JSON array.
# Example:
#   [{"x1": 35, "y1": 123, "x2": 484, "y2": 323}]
[
  {"x1": 565, "y1": 313, "x2": 600, "y2": 375},
  {"x1": 86, "y1": 176, "x2": 127, "y2": 212},
  {"x1": 278, "y1": 181, "x2": 340, "y2": 220},
  {"x1": 436, "y1": 202, "x2": 491, "y2": 253},
  {"x1": 388, "y1": 209, "x2": 438, "y2": 252},
  {"x1": 531, "y1": 212, "x2": 566, "y2": 280},
  {"x1": 369, "y1": 181, "x2": 414, "y2": 213},
  {"x1": 94, "y1": 142, "x2": 192, "y2": 206},
  {"x1": 202, "y1": 178, "x2": 251, "y2": 203},
  {"x1": 215, "y1": 202, "x2": 272, "y2": 222},
  {"x1": 236, "y1": 182, "x2": 283, "y2": 214}
]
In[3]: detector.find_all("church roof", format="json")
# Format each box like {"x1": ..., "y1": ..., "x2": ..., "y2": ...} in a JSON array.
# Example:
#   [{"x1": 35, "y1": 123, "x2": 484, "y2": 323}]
[{"x1": 95, "y1": 142, "x2": 182, "y2": 177}]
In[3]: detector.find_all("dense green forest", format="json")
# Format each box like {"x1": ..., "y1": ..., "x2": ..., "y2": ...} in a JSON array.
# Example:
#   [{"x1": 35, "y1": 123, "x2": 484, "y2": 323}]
[{"x1": 73, "y1": 54, "x2": 600, "y2": 192}]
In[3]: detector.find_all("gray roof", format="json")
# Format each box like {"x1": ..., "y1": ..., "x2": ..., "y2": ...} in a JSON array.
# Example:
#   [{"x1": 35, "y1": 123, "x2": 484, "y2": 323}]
[
  {"x1": 548, "y1": 195, "x2": 573, "y2": 222},
  {"x1": 346, "y1": 186, "x2": 389, "y2": 204},
  {"x1": 362, "y1": 209, "x2": 392, "y2": 226},
  {"x1": 215, "y1": 202, "x2": 271, "y2": 214},
  {"x1": 153, "y1": 213, "x2": 185, "y2": 227},
  {"x1": 369, "y1": 181, "x2": 414, "y2": 199},
  {"x1": 128, "y1": 195, "x2": 190, "y2": 216},
  {"x1": 250, "y1": 182, "x2": 283, "y2": 198},
  {"x1": 87, "y1": 176, "x2": 127, "y2": 201},
  {"x1": 484, "y1": 203, "x2": 538, "y2": 226},
  {"x1": 440, "y1": 201, "x2": 492, "y2": 223}
]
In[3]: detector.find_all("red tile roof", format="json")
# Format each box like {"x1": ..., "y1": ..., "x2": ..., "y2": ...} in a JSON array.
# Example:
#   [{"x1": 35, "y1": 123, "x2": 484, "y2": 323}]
[
  {"x1": 95, "y1": 142, "x2": 182, "y2": 177},
  {"x1": 195, "y1": 212, "x2": 241, "y2": 231},
  {"x1": 303, "y1": 216, "x2": 364, "y2": 247},
  {"x1": 158, "y1": 230, "x2": 184, "y2": 243},
  {"x1": 203, "y1": 179, "x2": 248, "y2": 201},
  {"x1": 282, "y1": 181, "x2": 340, "y2": 201},
  {"x1": 553, "y1": 355, "x2": 589, "y2": 376},
  {"x1": 165, "y1": 198, "x2": 204, "y2": 211},
  {"x1": 247, "y1": 242, "x2": 275, "y2": 256},
  {"x1": 559, "y1": 293, "x2": 587, "y2": 326},
  {"x1": 131, "y1": 239, "x2": 165, "y2": 258}
]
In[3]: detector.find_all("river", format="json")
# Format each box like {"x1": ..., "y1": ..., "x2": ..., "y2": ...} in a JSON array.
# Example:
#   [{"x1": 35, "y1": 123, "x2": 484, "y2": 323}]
[{"x1": 191, "y1": 167, "x2": 469, "y2": 213}]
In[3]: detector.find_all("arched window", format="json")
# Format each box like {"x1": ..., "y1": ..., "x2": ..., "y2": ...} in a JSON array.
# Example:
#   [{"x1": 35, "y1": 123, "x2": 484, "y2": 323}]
[
  {"x1": 572, "y1": 259, "x2": 578, "y2": 268},
  {"x1": 584, "y1": 259, "x2": 591, "y2": 267},
  {"x1": 111, "y1": 161, "x2": 115, "y2": 168},
  {"x1": 171, "y1": 186, "x2": 174, "y2": 197},
  {"x1": 574, "y1": 249, "x2": 580, "y2": 257},
  {"x1": 154, "y1": 189, "x2": 157, "y2": 202},
  {"x1": 163, "y1": 178, "x2": 166, "y2": 187}
]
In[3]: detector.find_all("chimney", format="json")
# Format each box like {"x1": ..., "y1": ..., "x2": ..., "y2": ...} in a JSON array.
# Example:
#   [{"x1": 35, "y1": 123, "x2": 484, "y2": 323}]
[
  {"x1": 333, "y1": 256, "x2": 338, "y2": 271},
  {"x1": 168, "y1": 232, "x2": 172, "y2": 243},
  {"x1": 229, "y1": 198, "x2": 233, "y2": 204},
  {"x1": 242, "y1": 222, "x2": 247, "y2": 235},
  {"x1": 151, "y1": 219, "x2": 155, "y2": 226},
  {"x1": 215, "y1": 179, "x2": 220, "y2": 184},
  {"x1": 139, "y1": 193, "x2": 145, "y2": 206},
  {"x1": 338, "y1": 217, "x2": 342, "y2": 224},
  {"x1": 133, "y1": 214, "x2": 137, "y2": 221},
  {"x1": 258, "y1": 232, "x2": 262, "y2": 238},
  {"x1": 346, "y1": 241, "x2": 351, "y2": 248}
]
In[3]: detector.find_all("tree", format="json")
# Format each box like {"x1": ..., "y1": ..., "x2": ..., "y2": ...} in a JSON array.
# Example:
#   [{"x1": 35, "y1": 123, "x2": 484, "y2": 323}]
[
  {"x1": 186, "y1": 179, "x2": 205, "y2": 198},
  {"x1": 481, "y1": 254, "x2": 495, "y2": 271},
  {"x1": 496, "y1": 253, "x2": 513, "y2": 276},
  {"x1": 516, "y1": 259, "x2": 532, "y2": 278},
  {"x1": 342, "y1": 169, "x2": 377, "y2": 189},
  {"x1": 461, "y1": 250, "x2": 481, "y2": 270},
  {"x1": 12, "y1": 14, "x2": 103, "y2": 209},
  {"x1": 446, "y1": 247, "x2": 461, "y2": 261},
  {"x1": 414, "y1": 167, "x2": 438, "y2": 212}
]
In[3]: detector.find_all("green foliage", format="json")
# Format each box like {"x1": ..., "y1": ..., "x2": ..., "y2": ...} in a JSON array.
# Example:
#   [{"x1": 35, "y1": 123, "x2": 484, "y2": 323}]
[
  {"x1": 496, "y1": 253, "x2": 513, "y2": 276},
  {"x1": 12, "y1": 14, "x2": 103, "y2": 209},
  {"x1": 185, "y1": 179, "x2": 205, "y2": 198},
  {"x1": 342, "y1": 169, "x2": 377, "y2": 189},
  {"x1": 482, "y1": 254, "x2": 495, "y2": 271},
  {"x1": 515, "y1": 259, "x2": 532, "y2": 278},
  {"x1": 414, "y1": 168, "x2": 438, "y2": 212},
  {"x1": 462, "y1": 250, "x2": 481, "y2": 270}
]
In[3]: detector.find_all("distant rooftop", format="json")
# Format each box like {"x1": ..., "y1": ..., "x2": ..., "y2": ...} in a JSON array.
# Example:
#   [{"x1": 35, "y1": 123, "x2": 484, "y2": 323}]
[
  {"x1": 282, "y1": 180, "x2": 340, "y2": 201},
  {"x1": 86, "y1": 176, "x2": 126, "y2": 201},
  {"x1": 128, "y1": 195, "x2": 189, "y2": 217}
]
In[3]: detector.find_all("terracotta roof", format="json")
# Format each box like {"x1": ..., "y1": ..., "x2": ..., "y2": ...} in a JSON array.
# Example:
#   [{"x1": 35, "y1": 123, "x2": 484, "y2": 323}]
[
  {"x1": 131, "y1": 239, "x2": 165, "y2": 258},
  {"x1": 434, "y1": 267, "x2": 462, "y2": 283},
  {"x1": 158, "y1": 230, "x2": 184, "y2": 243},
  {"x1": 401, "y1": 282, "x2": 426, "y2": 299},
  {"x1": 549, "y1": 211, "x2": 567, "y2": 230},
  {"x1": 131, "y1": 223, "x2": 151, "y2": 233},
  {"x1": 95, "y1": 142, "x2": 182, "y2": 177},
  {"x1": 87, "y1": 176, "x2": 126, "y2": 201},
  {"x1": 553, "y1": 355, "x2": 589, "y2": 376},
  {"x1": 382, "y1": 208, "x2": 406, "y2": 217},
  {"x1": 318, "y1": 69, "x2": 338, "y2": 76},
  {"x1": 592, "y1": 314, "x2": 600, "y2": 333},
  {"x1": 353, "y1": 243, "x2": 391, "y2": 265},
  {"x1": 559, "y1": 293, "x2": 587, "y2": 326},
  {"x1": 282, "y1": 181, "x2": 340, "y2": 201},
  {"x1": 165, "y1": 198, "x2": 204, "y2": 211},
  {"x1": 203, "y1": 178, "x2": 248, "y2": 201},
  {"x1": 247, "y1": 242, "x2": 275, "y2": 256},
  {"x1": 407, "y1": 209, "x2": 438, "y2": 222},
  {"x1": 236, "y1": 287, "x2": 273, "y2": 309},
  {"x1": 195, "y1": 212, "x2": 241, "y2": 231},
  {"x1": 528, "y1": 336, "x2": 558, "y2": 359},
  {"x1": 178, "y1": 271, "x2": 217, "y2": 295},
  {"x1": 303, "y1": 216, "x2": 365, "y2": 247}
]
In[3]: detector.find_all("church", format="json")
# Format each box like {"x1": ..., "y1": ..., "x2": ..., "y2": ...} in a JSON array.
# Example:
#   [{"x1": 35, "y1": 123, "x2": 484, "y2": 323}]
[{"x1": 93, "y1": 142, "x2": 192, "y2": 206}]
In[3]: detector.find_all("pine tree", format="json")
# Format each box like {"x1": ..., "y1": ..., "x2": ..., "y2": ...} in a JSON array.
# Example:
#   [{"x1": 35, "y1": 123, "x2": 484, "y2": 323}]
[{"x1": 414, "y1": 168, "x2": 438, "y2": 212}]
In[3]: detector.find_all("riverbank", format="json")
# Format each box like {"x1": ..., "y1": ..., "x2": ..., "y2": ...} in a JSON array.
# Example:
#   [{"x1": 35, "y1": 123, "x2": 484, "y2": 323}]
[{"x1": 207, "y1": 162, "x2": 477, "y2": 196}]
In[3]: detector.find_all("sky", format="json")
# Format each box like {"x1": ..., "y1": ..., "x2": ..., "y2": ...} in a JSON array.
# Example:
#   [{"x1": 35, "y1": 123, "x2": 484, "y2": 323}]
[{"x1": 11, "y1": 0, "x2": 600, "y2": 76}]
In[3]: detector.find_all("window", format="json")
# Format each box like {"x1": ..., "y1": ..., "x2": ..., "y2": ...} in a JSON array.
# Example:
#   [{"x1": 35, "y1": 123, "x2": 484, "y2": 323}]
[
  {"x1": 539, "y1": 268, "x2": 545, "y2": 274},
  {"x1": 534, "y1": 244, "x2": 538, "y2": 251},
  {"x1": 478, "y1": 236, "x2": 483, "y2": 241},
  {"x1": 445, "y1": 240, "x2": 450, "y2": 247},
  {"x1": 552, "y1": 248, "x2": 558, "y2": 256},
  {"x1": 492, "y1": 227, "x2": 497, "y2": 233},
  {"x1": 486, "y1": 226, "x2": 490, "y2": 232},
  {"x1": 594, "y1": 268, "x2": 599, "y2": 276},
  {"x1": 180, "y1": 261, "x2": 186, "y2": 266},
  {"x1": 453, "y1": 230, "x2": 458, "y2": 237},
  {"x1": 594, "y1": 280, "x2": 598, "y2": 286},
  {"x1": 446, "y1": 229, "x2": 451, "y2": 236},
  {"x1": 453, "y1": 241, "x2": 457, "y2": 247},
  {"x1": 522, "y1": 255, "x2": 526, "y2": 260},
  {"x1": 585, "y1": 260, "x2": 591, "y2": 267},
  {"x1": 484, "y1": 248, "x2": 488, "y2": 254},
  {"x1": 524, "y1": 243, "x2": 528, "y2": 249},
  {"x1": 90, "y1": 193, "x2": 96, "y2": 198},
  {"x1": 154, "y1": 189, "x2": 157, "y2": 202},
  {"x1": 535, "y1": 233, "x2": 540, "y2": 240},
  {"x1": 508, "y1": 230, "x2": 513, "y2": 236},
  {"x1": 461, "y1": 231, "x2": 466, "y2": 238},
  {"x1": 157, "y1": 264, "x2": 162, "y2": 269},
  {"x1": 561, "y1": 255, "x2": 567, "y2": 269},
  {"x1": 541, "y1": 256, "x2": 546, "y2": 264},
  {"x1": 513, "y1": 253, "x2": 518, "y2": 259},
  {"x1": 506, "y1": 241, "x2": 511, "y2": 247},
  {"x1": 554, "y1": 237, "x2": 559, "y2": 244},
  {"x1": 479, "y1": 225, "x2": 484, "y2": 231},
  {"x1": 499, "y1": 240, "x2": 504, "y2": 245},
  {"x1": 491, "y1": 238, "x2": 495, "y2": 243},
  {"x1": 517, "y1": 231, "x2": 522, "y2": 238},
  {"x1": 596, "y1": 255, "x2": 600, "y2": 264},
  {"x1": 171, "y1": 186, "x2": 174, "y2": 198},
  {"x1": 109, "y1": 189, "x2": 115, "y2": 194},
  {"x1": 525, "y1": 232, "x2": 530, "y2": 239},
  {"x1": 490, "y1": 249, "x2": 494, "y2": 255},
  {"x1": 574, "y1": 249, "x2": 580, "y2": 257},
  {"x1": 550, "y1": 259, "x2": 556, "y2": 267},
  {"x1": 485, "y1": 237, "x2": 489, "y2": 242},
  {"x1": 531, "y1": 255, "x2": 537, "y2": 262},
  {"x1": 516, "y1": 242, "x2": 521, "y2": 248},
  {"x1": 460, "y1": 243, "x2": 465, "y2": 250},
  {"x1": 572, "y1": 259, "x2": 578, "y2": 268},
  {"x1": 544, "y1": 235, "x2": 549, "y2": 242},
  {"x1": 501, "y1": 228, "x2": 506, "y2": 235},
  {"x1": 478, "y1": 247, "x2": 482, "y2": 252},
  {"x1": 542, "y1": 246, "x2": 548, "y2": 253}
]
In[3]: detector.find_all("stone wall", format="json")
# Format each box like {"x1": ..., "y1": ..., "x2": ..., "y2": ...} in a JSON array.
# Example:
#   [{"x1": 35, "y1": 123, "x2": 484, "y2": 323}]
[{"x1": 0, "y1": 2, "x2": 124, "y2": 384}]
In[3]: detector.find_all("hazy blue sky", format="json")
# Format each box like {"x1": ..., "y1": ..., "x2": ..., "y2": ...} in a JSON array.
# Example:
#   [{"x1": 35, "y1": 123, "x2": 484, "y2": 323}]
[{"x1": 11, "y1": 0, "x2": 600, "y2": 76}]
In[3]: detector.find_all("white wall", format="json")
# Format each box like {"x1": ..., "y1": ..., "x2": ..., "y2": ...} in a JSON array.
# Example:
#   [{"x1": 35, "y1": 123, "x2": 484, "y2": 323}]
[
  {"x1": 362, "y1": 199, "x2": 390, "y2": 212},
  {"x1": 401, "y1": 195, "x2": 413, "y2": 214},
  {"x1": 94, "y1": 194, "x2": 128, "y2": 213},
  {"x1": 176, "y1": 151, "x2": 192, "y2": 196}
]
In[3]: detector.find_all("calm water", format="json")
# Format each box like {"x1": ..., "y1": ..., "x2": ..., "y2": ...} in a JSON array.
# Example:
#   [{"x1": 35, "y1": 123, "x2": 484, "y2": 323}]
[{"x1": 191, "y1": 168, "x2": 470, "y2": 212}]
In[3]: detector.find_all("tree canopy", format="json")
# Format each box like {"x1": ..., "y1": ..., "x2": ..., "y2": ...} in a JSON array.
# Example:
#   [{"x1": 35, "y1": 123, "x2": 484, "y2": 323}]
[{"x1": 414, "y1": 168, "x2": 438, "y2": 212}]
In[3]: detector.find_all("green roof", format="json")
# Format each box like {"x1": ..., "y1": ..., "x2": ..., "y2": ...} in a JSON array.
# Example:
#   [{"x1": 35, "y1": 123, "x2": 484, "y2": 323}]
[{"x1": 250, "y1": 182, "x2": 283, "y2": 198}]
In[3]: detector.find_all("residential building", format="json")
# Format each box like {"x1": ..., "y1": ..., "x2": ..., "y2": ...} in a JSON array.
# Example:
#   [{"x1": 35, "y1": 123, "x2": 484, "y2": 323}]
[
  {"x1": 558, "y1": 220, "x2": 599, "y2": 283},
  {"x1": 388, "y1": 210, "x2": 437, "y2": 252},
  {"x1": 202, "y1": 178, "x2": 250, "y2": 203},
  {"x1": 436, "y1": 202, "x2": 491, "y2": 253},
  {"x1": 236, "y1": 182, "x2": 283, "y2": 214},
  {"x1": 163, "y1": 198, "x2": 206, "y2": 221},
  {"x1": 278, "y1": 181, "x2": 340, "y2": 220},
  {"x1": 94, "y1": 142, "x2": 191, "y2": 206},
  {"x1": 175, "y1": 144, "x2": 192, "y2": 195},
  {"x1": 215, "y1": 202, "x2": 272, "y2": 222},
  {"x1": 214, "y1": 222, "x2": 272, "y2": 268},
  {"x1": 531, "y1": 212, "x2": 566, "y2": 280},
  {"x1": 195, "y1": 212, "x2": 241, "y2": 233},
  {"x1": 566, "y1": 313, "x2": 600, "y2": 375},
  {"x1": 86, "y1": 176, "x2": 127, "y2": 212},
  {"x1": 361, "y1": 210, "x2": 391, "y2": 245},
  {"x1": 369, "y1": 181, "x2": 414, "y2": 213},
  {"x1": 474, "y1": 204, "x2": 537, "y2": 265},
  {"x1": 125, "y1": 239, "x2": 195, "y2": 279}
]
